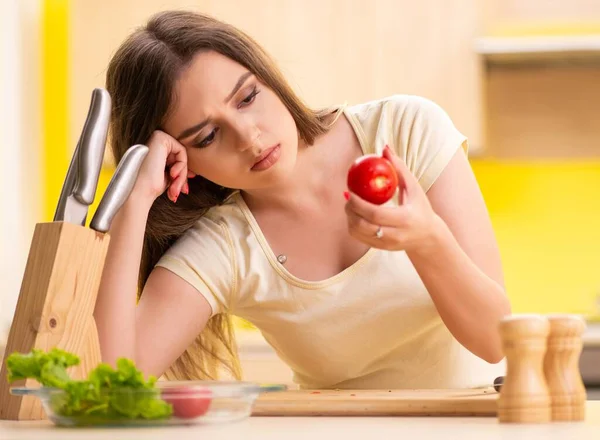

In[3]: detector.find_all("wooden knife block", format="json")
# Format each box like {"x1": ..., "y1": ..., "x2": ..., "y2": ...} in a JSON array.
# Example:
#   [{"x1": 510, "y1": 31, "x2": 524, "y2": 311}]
[{"x1": 0, "y1": 222, "x2": 109, "y2": 420}]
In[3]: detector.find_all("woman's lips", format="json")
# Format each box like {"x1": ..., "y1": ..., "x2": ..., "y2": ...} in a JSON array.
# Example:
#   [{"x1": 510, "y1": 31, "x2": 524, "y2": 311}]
[{"x1": 251, "y1": 144, "x2": 281, "y2": 171}]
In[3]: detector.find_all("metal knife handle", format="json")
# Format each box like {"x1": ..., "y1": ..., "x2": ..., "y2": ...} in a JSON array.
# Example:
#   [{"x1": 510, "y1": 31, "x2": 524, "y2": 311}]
[
  {"x1": 89, "y1": 144, "x2": 149, "y2": 233},
  {"x1": 73, "y1": 88, "x2": 111, "y2": 205},
  {"x1": 53, "y1": 88, "x2": 111, "y2": 223}
]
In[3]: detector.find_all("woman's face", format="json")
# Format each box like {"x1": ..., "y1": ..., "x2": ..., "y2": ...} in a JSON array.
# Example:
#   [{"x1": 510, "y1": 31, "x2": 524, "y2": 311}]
[{"x1": 162, "y1": 50, "x2": 300, "y2": 190}]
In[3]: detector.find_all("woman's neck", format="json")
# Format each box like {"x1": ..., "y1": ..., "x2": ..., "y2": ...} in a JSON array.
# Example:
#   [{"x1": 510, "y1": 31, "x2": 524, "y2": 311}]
[{"x1": 241, "y1": 113, "x2": 362, "y2": 216}]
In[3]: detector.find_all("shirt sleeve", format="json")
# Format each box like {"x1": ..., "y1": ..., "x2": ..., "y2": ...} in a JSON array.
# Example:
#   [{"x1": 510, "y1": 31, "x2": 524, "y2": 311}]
[
  {"x1": 154, "y1": 214, "x2": 236, "y2": 317},
  {"x1": 387, "y1": 95, "x2": 469, "y2": 193}
]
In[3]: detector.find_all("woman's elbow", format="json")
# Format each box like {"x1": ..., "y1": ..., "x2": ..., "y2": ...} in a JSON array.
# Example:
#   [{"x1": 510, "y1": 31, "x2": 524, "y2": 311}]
[{"x1": 480, "y1": 345, "x2": 505, "y2": 364}]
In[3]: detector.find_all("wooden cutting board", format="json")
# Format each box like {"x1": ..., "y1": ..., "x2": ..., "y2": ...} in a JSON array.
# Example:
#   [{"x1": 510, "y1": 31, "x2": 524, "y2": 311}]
[{"x1": 252, "y1": 388, "x2": 498, "y2": 417}]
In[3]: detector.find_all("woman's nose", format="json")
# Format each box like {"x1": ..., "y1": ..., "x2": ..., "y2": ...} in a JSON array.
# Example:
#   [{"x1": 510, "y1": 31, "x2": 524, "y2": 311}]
[{"x1": 234, "y1": 118, "x2": 260, "y2": 151}]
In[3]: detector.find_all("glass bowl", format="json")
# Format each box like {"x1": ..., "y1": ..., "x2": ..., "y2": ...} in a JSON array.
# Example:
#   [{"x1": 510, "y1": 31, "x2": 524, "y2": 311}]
[{"x1": 10, "y1": 381, "x2": 286, "y2": 427}]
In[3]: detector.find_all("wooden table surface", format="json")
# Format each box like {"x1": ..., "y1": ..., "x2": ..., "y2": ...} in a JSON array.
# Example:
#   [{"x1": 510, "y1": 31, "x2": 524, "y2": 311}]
[{"x1": 1, "y1": 401, "x2": 598, "y2": 439}]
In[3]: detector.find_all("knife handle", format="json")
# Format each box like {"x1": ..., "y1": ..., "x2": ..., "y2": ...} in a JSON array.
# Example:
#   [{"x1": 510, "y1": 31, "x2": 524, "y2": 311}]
[
  {"x1": 73, "y1": 88, "x2": 111, "y2": 205},
  {"x1": 53, "y1": 88, "x2": 111, "y2": 223},
  {"x1": 89, "y1": 144, "x2": 149, "y2": 233},
  {"x1": 494, "y1": 375, "x2": 504, "y2": 392}
]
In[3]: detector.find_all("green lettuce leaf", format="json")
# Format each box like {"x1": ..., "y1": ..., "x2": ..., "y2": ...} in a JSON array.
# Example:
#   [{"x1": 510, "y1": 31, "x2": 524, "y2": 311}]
[
  {"x1": 6, "y1": 348, "x2": 79, "y2": 385},
  {"x1": 5, "y1": 348, "x2": 172, "y2": 421}
]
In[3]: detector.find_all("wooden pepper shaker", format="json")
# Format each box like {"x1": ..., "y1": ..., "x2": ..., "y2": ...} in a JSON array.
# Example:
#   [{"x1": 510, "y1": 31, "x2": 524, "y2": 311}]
[
  {"x1": 544, "y1": 314, "x2": 587, "y2": 421},
  {"x1": 497, "y1": 314, "x2": 552, "y2": 423}
]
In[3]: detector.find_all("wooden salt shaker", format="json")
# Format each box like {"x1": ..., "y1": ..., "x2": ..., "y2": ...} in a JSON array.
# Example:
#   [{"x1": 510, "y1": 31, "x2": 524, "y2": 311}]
[
  {"x1": 497, "y1": 314, "x2": 551, "y2": 423},
  {"x1": 543, "y1": 314, "x2": 587, "y2": 421}
]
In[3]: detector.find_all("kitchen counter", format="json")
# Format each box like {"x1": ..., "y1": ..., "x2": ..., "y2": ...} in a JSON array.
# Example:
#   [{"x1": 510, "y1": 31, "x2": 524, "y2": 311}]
[{"x1": 1, "y1": 402, "x2": 599, "y2": 440}]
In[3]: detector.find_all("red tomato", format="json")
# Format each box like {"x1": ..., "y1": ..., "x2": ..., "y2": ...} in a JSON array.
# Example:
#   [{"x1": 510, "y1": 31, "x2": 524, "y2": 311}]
[
  {"x1": 347, "y1": 154, "x2": 399, "y2": 205},
  {"x1": 162, "y1": 386, "x2": 212, "y2": 419}
]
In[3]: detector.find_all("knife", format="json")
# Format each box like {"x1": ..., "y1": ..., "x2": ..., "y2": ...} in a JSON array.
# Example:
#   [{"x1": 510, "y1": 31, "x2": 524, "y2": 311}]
[
  {"x1": 89, "y1": 144, "x2": 149, "y2": 233},
  {"x1": 470, "y1": 376, "x2": 504, "y2": 392},
  {"x1": 53, "y1": 88, "x2": 111, "y2": 226},
  {"x1": 493, "y1": 375, "x2": 504, "y2": 392}
]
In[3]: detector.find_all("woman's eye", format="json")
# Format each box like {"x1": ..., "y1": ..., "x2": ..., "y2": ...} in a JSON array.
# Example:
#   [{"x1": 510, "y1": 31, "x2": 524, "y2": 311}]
[
  {"x1": 196, "y1": 128, "x2": 218, "y2": 148},
  {"x1": 239, "y1": 87, "x2": 260, "y2": 107}
]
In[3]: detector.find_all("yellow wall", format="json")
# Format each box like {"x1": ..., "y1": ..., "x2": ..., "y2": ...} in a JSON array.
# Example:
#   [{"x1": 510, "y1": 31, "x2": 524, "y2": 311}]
[
  {"x1": 42, "y1": 0, "x2": 109, "y2": 225},
  {"x1": 477, "y1": 1, "x2": 600, "y2": 317},
  {"x1": 42, "y1": 0, "x2": 69, "y2": 222},
  {"x1": 471, "y1": 160, "x2": 600, "y2": 316}
]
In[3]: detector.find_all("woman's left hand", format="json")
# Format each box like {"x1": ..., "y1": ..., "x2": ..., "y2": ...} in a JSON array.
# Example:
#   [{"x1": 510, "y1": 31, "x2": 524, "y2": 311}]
[{"x1": 344, "y1": 145, "x2": 443, "y2": 253}]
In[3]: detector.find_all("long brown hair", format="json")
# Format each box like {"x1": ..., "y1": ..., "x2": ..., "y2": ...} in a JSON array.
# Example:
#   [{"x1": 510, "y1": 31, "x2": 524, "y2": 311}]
[{"x1": 105, "y1": 10, "x2": 333, "y2": 381}]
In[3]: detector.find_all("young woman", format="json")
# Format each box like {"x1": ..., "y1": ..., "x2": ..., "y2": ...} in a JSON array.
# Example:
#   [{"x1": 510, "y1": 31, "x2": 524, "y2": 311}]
[{"x1": 94, "y1": 9, "x2": 510, "y2": 390}]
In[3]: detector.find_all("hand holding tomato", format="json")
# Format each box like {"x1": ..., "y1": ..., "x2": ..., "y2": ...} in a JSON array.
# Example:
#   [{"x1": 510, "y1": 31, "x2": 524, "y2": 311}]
[
  {"x1": 344, "y1": 145, "x2": 442, "y2": 252},
  {"x1": 347, "y1": 154, "x2": 399, "y2": 205}
]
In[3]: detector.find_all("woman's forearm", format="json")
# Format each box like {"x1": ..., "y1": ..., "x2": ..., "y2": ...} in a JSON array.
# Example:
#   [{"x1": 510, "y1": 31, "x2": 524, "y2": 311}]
[
  {"x1": 94, "y1": 192, "x2": 152, "y2": 366},
  {"x1": 407, "y1": 216, "x2": 511, "y2": 363}
]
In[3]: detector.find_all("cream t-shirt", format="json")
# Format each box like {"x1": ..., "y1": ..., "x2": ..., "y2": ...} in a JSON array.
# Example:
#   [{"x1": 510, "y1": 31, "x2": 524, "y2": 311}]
[{"x1": 155, "y1": 94, "x2": 506, "y2": 390}]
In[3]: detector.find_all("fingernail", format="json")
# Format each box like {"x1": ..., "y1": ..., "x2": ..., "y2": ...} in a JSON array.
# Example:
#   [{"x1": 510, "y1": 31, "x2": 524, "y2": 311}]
[
  {"x1": 343, "y1": 191, "x2": 350, "y2": 201},
  {"x1": 183, "y1": 182, "x2": 189, "y2": 194},
  {"x1": 173, "y1": 195, "x2": 178, "y2": 203}
]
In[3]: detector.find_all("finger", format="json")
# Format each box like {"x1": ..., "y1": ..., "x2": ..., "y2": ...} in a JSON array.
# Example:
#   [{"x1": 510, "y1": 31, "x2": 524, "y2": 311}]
[
  {"x1": 345, "y1": 191, "x2": 402, "y2": 227},
  {"x1": 345, "y1": 209, "x2": 393, "y2": 246},
  {"x1": 167, "y1": 162, "x2": 187, "y2": 201},
  {"x1": 166, "y1": 175, "x2": 177, "y2": 202},
  {"x1": 187, "y1": 170, "x2": 197, "y2": 178},
  {"x1": 383, "y1": 145, "x2": 418, "y2": 194},
  {"x1": 167, "y1": 175, "x2": 186, "y2": 202},
  {"x1": 164, "y1": 137, "x2": 188, "y2": 166},
  {"x1": 163, "y1": 138, "x2": 189, "y2": 201},
  {"x1": 169, "y1": 161, "x2": 186, "y2": 180},
  {"x1": 400, "y1": 187, "x2": 408, "y2": 205},
  {"x1": 346, "y1": 206, "x2": 371, "y2": 232},
  {"x1": 346, "y1": 207, "x2": 377, "y2": 236},
  {"x1": 167, "y1": 164, "x2": 188, "y2": 201},
  {"x1": 172, "y1": 169, "x2": 188, "y2": 200}
]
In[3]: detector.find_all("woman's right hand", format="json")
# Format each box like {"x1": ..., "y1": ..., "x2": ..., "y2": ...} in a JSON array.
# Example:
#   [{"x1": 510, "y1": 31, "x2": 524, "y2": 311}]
[{"x1": 131, "y1": 130, "x2": 196, "y2": 205}]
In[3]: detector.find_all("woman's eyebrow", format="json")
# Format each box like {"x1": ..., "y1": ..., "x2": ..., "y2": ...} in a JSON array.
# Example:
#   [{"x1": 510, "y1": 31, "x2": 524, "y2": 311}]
[{"x1": 176, "y1": 71, "x2": 254, "y2": 141}]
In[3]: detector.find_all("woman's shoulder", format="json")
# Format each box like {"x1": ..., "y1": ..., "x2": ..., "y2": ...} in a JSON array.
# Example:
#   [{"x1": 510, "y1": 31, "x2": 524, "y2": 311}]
[
  {"x1": 153, "y1": 194, "x2": 249, "y2": 315},
  {"x1": 177, "y1": 192, "x2": 247, "y2": 244},
  {"x1": 344, "y1": 94, "x2": 467, "y2": 192},
  {"x1": 345, "y1": 94, "x2": 453, "y2": 127}
]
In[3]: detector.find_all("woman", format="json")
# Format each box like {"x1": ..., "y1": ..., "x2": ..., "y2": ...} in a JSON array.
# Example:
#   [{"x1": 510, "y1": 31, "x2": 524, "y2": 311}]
[{"x1": 94, "y1": 9, "x2": 510, "y2": 390}]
